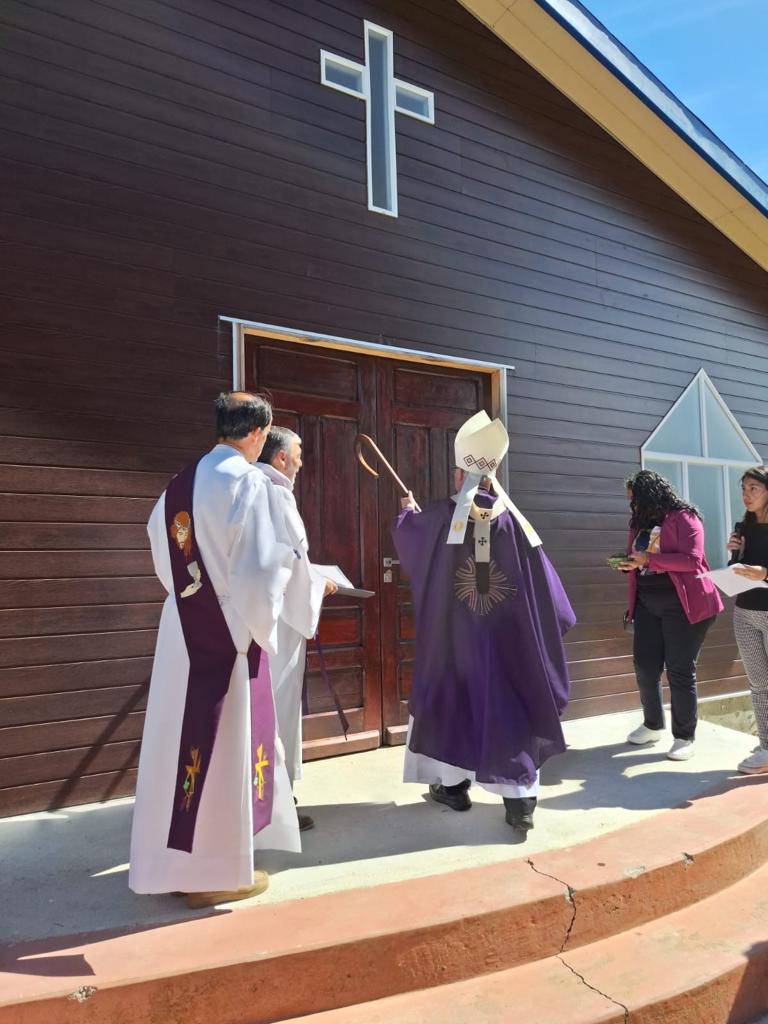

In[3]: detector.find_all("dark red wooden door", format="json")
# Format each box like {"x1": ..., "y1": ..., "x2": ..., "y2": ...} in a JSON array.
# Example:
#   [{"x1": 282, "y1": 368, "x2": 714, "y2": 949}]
[
  {"x1": 245, "y1": 337, "x2": 491, "y2": 752},
  {"x1": 375, "y1": 362, "x2": 492, "y2": 740}
]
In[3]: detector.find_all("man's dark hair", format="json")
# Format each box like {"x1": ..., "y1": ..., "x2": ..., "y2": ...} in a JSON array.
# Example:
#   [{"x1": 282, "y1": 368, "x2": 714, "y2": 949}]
[
  {"x1": 214, "y1": 391, "x2": 271, "y2": 439},
  {"x1": 258, "y1": 425, "x2": 300, "y2": 466}
]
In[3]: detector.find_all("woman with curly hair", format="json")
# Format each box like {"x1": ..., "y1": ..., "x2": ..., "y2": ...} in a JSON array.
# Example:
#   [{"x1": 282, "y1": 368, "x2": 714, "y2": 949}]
[
  {"x1": 615, "y1": 470, "x2": 723, "y2": 760},
  {"x1": 726, "y1": 466, "x2": 768, "y2": 774}
]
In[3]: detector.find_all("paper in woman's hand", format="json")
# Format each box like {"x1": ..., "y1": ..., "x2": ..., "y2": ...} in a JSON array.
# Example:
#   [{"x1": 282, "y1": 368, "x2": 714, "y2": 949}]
[{"x1": 699, "y1": 564, "x2": 768, "y2": 597}]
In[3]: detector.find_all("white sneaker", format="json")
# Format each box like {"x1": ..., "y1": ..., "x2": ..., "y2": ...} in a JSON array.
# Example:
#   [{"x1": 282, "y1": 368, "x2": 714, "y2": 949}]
[
  {"x1": 626, "y1": 723, "x2": 665, "y2": 745},
  {"x1": 667, "y1": 739, "x2": 695, "y2": 761},
  {"x1": 738, "y1": 748, "x2": 768, "y2": 774}
]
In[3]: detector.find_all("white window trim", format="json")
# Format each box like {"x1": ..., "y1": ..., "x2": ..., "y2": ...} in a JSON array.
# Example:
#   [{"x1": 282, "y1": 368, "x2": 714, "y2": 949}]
[
  {"x1": 320, "y1": 50, "x2": 365, "y2": 101},
  {"x1": 643, "y1": 452, "x2": 759, "y2": 469},
  {"x1": 394, "y1": 80, "x2": 435, "y2": 124},
  {"x1": 643, "y1": 368, "x2": 760, "y2": 462},
  {"x1": 641, "y1": 369, "x2": 761, "y2": 566},
  {"x1": 320, "y1": 21, "x2": 435, "y2": 218},
  {"x1": 364, "y1": 23, "x2": 397, "y2": 218},
  {"x1": 222, "y1": 316, "x2": 512, "y2": 489},
  {"x1": 642, "y1": 452, "x2": 756, "y2": 539}
]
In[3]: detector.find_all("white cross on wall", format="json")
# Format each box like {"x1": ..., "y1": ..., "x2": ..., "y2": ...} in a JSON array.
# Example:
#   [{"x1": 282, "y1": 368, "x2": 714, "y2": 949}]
[{"x1": 320, "y1": 21, "x2": 435, "y2": 217}]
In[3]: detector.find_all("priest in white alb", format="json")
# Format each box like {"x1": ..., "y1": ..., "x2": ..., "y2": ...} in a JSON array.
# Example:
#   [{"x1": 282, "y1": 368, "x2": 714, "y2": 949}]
[
  {"x1": 129, "y1": 392, "x2": 303, "y2": 908},
  {"x1": 256, "y1": 426, "x2": 335, "y2": 830}
]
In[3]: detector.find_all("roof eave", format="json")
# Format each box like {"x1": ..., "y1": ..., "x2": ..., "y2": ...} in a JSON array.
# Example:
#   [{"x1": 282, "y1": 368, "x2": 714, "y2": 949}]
[{"x1": 458, "y1": 0, "x2": 768, "y2": 273}]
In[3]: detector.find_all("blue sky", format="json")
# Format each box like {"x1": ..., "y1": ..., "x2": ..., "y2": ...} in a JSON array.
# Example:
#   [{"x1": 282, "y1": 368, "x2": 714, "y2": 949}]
[{"x1": 583, "y1": 0, "x2": 768, "y2": 184}]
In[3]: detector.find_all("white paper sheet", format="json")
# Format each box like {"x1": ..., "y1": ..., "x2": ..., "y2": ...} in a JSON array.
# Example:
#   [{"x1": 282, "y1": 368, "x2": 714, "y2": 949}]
[
  {"x1": 311, "y1": 564, "x2": 355, "y2": 590},
  {"x1": 699, "y1": 564, "x2": 768, "y2": 597}
]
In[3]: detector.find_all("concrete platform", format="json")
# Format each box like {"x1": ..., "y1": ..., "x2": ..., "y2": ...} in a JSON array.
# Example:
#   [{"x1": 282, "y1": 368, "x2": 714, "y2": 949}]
[
  {"x1": 1, "y1": 712, "x2": 765, "y2": 1024},
  {"x1": 0, "y1": 711, "x2": 756, "y2": 945}
]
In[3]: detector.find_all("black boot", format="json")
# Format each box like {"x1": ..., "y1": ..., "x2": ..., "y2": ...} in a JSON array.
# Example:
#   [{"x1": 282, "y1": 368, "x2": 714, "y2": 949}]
[
  {"x1": 503, "y1": 796, "x2": 537, "y2": 831},
  {"x1": 429, "y1": 779, "x2": 472, "y2": 811},
  {"x1": 294, "y1": 795, "x2": 314, "y2": 832}
]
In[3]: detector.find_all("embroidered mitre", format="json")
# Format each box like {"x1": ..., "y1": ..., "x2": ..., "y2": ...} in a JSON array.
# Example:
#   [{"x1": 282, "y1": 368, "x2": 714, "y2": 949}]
[{"x1": 447, "y1": 411, "x2": 541, "y2": 550}]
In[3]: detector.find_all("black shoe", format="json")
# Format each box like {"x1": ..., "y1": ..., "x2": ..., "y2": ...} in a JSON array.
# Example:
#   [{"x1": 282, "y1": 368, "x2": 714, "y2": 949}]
[
  {"x1": 429, "y1": 783, "x2": 472, "y2": 812},
  {"x1": 293, "y1": 795, "x2": 314, "y2": 832},
  {"x1": 506, "y1": 812, "x2": 534, "y2": 832},
  {"x1": 503, "y1": 796, "x2": 537, "y2": 831}
]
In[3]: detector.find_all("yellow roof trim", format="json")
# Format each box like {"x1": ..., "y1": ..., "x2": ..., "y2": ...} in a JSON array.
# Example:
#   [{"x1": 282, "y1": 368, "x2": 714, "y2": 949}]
[{"x1": 458, "y1": 0, "x2": 768, "y2": 272}]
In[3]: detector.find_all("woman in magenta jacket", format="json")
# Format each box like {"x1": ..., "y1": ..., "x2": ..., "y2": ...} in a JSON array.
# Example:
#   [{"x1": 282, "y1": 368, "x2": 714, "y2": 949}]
[{"x1": 616, "y1": 471, "x2": 723, "y2": 761}]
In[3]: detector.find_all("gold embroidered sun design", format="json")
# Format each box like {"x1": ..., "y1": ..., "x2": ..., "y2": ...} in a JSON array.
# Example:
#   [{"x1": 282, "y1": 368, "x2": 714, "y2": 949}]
[{"x1": 455, "y1": 557, "x2": 517, "y2": 615}]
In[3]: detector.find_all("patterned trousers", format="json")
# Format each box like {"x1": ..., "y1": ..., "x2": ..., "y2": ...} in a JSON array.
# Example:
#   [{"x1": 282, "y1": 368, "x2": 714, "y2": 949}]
[{"x1": 733, "y1": 607, "x2": 768, "y2": 749}]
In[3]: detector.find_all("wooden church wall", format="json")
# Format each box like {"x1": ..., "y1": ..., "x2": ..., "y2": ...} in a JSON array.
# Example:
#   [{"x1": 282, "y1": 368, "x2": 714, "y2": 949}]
[{"x1": 1, "y1": 0, "x2": 767, "y2": 813}]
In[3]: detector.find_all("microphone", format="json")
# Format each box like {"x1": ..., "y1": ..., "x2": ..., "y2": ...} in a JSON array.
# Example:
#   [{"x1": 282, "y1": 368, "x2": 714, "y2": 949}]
[{"x1": 729, "y1": 521, "x2": 744, "y2": 565}]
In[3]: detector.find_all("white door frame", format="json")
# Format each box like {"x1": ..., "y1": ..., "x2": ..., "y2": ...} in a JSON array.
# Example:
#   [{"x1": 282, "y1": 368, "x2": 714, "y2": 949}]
[{"x1": 221, "y1": 316, "x2": 513, "y2": 483}]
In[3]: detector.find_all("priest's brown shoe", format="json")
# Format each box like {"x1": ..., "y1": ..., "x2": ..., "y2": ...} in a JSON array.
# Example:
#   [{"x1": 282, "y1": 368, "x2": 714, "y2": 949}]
[{"x1": 185, "y1": 870, "x2": 269, "y2": 909}]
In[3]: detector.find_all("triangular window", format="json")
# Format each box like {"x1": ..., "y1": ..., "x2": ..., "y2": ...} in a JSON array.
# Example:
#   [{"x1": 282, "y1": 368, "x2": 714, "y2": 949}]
[
  {"x1": 645, "y1": 381, "x2": 703, "y2": 457},
  {"x1": 703, "y1": 388, "x2": 756, "y2": 462},
  {"x1": 642, "y1": 370, "x2": 760, "y2": 568}
]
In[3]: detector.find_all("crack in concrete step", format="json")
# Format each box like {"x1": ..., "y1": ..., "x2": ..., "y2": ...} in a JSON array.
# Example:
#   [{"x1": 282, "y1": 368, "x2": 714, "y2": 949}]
[
  {"x1": 556, "y1": 954, "x2": 630, "y2": 1024},
  {"x1": 527, "y1": 857, "x2": 630, "y2": 1023},
  {"x1": 525, "y1": 857, "x2": 576, "y2": 953}
]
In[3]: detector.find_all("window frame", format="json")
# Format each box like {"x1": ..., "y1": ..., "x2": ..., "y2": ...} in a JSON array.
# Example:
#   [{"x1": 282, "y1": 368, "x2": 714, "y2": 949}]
[
  {"x1": 641, "y1": 370, "x2": 761, "y2": 567},
  {"x1": 320, "y1": 21, "x2": 435, "y2": 218}
]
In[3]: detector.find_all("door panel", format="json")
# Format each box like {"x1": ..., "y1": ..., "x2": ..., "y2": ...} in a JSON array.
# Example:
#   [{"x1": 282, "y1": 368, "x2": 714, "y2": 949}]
[
  {"x1": 376, "y1": 362, "x2": 492, "y2": 736},
  {"x1": 246, "y1": 339, "x2": 382, "y2": 751},
  {"x1": 245, "y1": 337, "x2": 493, "y2": 752}
]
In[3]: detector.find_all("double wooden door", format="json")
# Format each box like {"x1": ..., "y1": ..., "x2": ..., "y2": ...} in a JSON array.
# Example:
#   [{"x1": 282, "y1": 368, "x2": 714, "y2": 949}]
[{"x1": 245, "y1": 337, "x2": 492, "y2": 756}]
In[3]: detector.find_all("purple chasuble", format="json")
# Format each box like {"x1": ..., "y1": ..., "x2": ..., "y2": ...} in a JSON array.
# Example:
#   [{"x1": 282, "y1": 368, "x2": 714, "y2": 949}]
[
  {"x1": 393, "y1": 495, "x2": 576, "y2": 786},
  {"x1": 165, "y1": 460, "x2": 275, "y2": 853}
]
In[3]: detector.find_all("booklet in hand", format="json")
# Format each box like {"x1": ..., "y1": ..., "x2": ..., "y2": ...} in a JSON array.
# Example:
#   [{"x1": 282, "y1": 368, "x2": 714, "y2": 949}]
[{"x1": 311, "y1": 564, "x2": 375, "y2": 599}]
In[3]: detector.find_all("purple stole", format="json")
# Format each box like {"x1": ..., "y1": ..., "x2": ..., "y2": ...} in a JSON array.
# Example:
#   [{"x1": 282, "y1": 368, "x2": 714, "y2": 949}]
[{"x1": 164, "y1": 459, "x2": 275, "y2": 853}]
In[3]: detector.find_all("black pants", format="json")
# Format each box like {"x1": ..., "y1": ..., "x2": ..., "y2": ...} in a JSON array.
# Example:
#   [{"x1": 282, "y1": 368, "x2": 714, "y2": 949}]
[{"x1": 633, "y1": 582, "x2": 715, "y2": 741}]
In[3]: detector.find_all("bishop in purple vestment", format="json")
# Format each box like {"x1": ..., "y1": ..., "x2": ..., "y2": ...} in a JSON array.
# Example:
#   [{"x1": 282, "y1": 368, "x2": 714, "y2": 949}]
[{"x1": 392, "y1": 412, "x2": 575, "y2": 832}]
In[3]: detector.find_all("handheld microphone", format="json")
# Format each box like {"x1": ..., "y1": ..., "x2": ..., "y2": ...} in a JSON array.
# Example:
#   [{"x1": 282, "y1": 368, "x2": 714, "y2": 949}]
[{"x1": 729, "y1": 521, "x2": 744, "y2": 565}]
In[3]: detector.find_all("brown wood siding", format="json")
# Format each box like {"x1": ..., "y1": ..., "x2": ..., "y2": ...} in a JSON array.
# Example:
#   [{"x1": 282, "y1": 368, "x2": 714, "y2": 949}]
[{"x1": 1, "y1": 0, "x2": 767, "y2": 813}]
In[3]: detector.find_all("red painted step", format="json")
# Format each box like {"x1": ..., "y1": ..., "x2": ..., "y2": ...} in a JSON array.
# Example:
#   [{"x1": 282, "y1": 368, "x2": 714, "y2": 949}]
[
  {"x1": 1, "y1": 777, "x2": 766, "y2": 1024},
  {"x1": 280, "y1": 861, "x2": 768, "y2": 1024}
]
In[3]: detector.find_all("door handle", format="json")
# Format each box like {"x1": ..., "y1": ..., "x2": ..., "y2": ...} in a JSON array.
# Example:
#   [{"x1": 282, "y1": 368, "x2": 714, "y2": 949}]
[{"x1": 382, "y1": 557, "x2": 400, "y2": 568}]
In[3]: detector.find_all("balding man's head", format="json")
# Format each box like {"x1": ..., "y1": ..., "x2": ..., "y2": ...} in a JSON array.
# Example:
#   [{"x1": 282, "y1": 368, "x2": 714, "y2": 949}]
[{"x1": 214, "y1": 391, "x2": 272, "y2": 440}]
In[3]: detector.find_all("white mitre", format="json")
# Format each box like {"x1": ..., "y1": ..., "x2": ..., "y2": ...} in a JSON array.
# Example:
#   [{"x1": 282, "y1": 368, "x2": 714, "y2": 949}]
[{"x1": 447, "y1": 411, "x2": 542, "y2": 550}]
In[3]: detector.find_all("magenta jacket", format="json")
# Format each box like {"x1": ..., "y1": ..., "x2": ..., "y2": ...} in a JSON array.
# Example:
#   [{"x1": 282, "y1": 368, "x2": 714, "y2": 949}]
[{"x1": 626, "y1": 509, "x2": 723, "y2": 624}]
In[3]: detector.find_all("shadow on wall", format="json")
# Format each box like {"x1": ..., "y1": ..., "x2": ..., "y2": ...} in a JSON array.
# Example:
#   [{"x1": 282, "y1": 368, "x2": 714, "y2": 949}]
[{"x1": 48, "y1": 680, "x2": 149, "y2": 811}]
